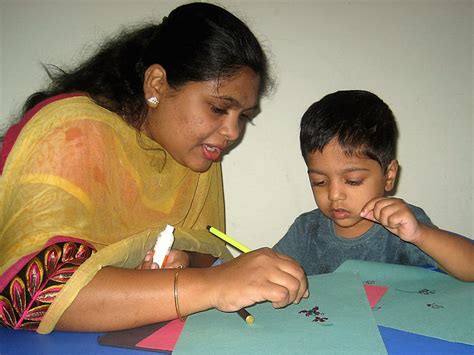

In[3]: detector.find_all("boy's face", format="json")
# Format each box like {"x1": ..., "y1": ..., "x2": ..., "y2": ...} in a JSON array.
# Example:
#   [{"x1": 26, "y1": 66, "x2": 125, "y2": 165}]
[{"x1": 306, "y1": 139, "x2": 397, "y2": 238}]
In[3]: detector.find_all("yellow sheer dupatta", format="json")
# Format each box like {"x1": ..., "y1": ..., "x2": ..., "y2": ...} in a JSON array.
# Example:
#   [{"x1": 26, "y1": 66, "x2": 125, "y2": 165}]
[{"x1": 0, "y1": 96, "x2": 232, "y2": 333}]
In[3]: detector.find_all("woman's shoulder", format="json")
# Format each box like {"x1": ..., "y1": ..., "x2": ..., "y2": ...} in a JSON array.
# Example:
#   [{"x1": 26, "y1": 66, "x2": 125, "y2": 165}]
[
  {"x1": 19, "y1": 93, "x2": 135, "y2": 145},
  {"x1": 30, "y1": 94, "x2": 122, "y2": 125},
  {"x1": 1, "y1": 94, "x2": 137, "y2": 174}
]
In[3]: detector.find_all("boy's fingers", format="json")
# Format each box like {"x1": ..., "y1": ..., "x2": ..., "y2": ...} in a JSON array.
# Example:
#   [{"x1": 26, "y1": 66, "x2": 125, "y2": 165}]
[
  {"x1": 361, "y1": 210, "x2": 376, "y2": 222},
  {"x1": 361, "y1": 197, "x2": 395, "y2": 221},
  {"x1": 360, "y1": 197, "x2": 384, "y2": 217}
]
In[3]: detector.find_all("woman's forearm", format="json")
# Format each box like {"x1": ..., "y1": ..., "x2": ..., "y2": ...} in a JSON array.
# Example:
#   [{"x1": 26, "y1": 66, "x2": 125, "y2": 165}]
[
  {"x1": 55, "y1": 266, "x2": 214, "y2": 332},
  {"x1": 55, "y1": 248, "x2": 308, "y2": 332}
]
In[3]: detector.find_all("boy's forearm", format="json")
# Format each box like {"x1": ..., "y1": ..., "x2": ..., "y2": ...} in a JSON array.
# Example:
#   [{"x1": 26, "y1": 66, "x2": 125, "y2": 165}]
[{"x1": 413, "y1": 224, "x2": 474, "y2": 281}]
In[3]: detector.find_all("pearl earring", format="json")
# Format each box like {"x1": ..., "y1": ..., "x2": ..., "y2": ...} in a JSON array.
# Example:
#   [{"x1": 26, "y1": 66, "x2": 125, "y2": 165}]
[{"x1": 147, "y1": 96, "x2": 159, "y2": 107}]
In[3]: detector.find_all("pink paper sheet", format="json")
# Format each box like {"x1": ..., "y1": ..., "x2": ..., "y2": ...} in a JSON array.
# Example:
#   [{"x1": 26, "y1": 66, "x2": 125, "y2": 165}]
[
  {"x1": 364, "y1": 284, "x2": 388, "y2": 308},
  {"x1": 136, "y1": 319, "x2": 186, "y2": 351}
]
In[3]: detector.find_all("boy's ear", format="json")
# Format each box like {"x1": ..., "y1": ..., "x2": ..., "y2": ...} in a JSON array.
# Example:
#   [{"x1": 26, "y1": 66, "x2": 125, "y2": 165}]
[
  {"x1": 384, "y1": 160, "x2": 399, "y2": 192},
  {"x1": 143, "y1": 64, "x2": 168, "y2": 102}
]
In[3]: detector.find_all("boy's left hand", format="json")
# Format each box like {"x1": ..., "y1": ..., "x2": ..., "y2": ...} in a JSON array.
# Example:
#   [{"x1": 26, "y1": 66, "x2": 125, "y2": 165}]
[{"x1": 360, "y1": 197, "x2": 422, "y2": 243}]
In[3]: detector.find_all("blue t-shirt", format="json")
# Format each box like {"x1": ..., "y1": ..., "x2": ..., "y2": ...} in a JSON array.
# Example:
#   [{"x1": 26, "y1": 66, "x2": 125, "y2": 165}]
[{"x1": 273, "y1": 204, "x2": 437, "y2": 275}]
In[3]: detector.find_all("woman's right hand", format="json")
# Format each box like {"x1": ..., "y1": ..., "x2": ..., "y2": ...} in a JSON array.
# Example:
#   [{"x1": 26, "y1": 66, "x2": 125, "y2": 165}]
[
  {"x1": 208, "y1": 247, "x2": 308, "y2": 312},
  {"x1": 56, "y1": 247, "x2": 308, "y2": 332}
]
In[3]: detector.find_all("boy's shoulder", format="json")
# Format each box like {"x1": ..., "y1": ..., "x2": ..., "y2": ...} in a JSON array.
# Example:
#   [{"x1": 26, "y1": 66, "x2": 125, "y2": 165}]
[
  {"x1": 406, "y1": 202, "x2": 426, "y2": 214},
  {"x1": 406, "y1": 203, "x2": 434, "y2": 225},
  {"x1": 292, "y1": 208, "x2": 327, "y2": 227},
  {"x1": 295, "y1": 208, "x2": 323, "y2": 219}
]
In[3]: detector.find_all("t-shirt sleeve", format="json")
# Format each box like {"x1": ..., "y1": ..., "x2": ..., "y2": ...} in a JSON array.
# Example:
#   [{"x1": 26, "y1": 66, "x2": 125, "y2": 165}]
[
  {"x1": 273, "y1": 213, "x2": 314, "y2": 268},
  {"x1": 411, "y1": 204, "x2": 436, "y2": 227},
  {"x1": 273, "y1": 222, "x2": 300, "y2": 256}
]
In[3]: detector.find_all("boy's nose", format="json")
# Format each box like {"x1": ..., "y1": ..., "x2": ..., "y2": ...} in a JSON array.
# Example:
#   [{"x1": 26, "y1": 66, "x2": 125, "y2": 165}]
[{"x1": 328, "y1": 183, "x2": 345, "y2": 201}]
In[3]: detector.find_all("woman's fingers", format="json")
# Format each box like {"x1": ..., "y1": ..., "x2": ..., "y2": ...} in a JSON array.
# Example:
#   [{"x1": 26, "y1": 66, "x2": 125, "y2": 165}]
[
  {"x1": 211, "y1": 248, "x2": 308, "y2": 311},
  {"x1": 137, "y1": 250, "x2": 156, "y2": 269},
  {"x1": 273, "y1": 251, "x2": 309, "y2": 303}
]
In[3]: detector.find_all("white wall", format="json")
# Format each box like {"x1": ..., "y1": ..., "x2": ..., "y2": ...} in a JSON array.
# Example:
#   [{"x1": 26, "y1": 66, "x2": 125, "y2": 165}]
[{"x1": 1, "y1": 0, "x2": 472, "y2": 250}]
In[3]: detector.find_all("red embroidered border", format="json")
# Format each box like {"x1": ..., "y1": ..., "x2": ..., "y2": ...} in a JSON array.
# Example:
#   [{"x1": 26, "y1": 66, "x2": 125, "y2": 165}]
[{"x1": 0, "y1": 241, "x2": 95, "y2": 331}]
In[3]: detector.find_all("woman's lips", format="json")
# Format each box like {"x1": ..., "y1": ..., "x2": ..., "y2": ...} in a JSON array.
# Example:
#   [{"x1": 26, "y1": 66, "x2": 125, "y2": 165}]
[{"x1": 202, "y1": 144, "x2": 222, "y2": 161}]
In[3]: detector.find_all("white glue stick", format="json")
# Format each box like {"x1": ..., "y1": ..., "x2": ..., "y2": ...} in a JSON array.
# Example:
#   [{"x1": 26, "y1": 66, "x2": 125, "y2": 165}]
[{"x1": 153, "y1": 224, "x2": 175, "y2": 268}]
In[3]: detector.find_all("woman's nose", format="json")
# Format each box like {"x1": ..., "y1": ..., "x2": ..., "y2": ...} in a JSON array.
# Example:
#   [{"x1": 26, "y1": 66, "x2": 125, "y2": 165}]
[{"x1": 219, "y1": 114, "x2": 241, "y2": 142}]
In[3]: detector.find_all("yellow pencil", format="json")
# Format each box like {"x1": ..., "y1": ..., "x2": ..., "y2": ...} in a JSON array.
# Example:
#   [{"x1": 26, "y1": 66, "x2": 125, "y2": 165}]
[
  {"x1": 206, "y1": 225, "x2": 251, "y2": 253},
  {"x1": 237, "y1": 308, "x2": 255, "y2": 325},
  {"x1": 206, "y1": 225, "x2": 255, "y2": 325}
]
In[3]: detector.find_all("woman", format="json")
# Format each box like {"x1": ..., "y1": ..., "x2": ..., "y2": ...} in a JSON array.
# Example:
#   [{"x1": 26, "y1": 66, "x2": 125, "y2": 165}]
[{"x1": 0, "y1": 2, "x2": 307, "y2": 333}]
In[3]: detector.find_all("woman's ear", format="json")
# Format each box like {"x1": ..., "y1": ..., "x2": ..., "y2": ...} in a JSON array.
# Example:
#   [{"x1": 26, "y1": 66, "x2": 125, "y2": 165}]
[
  {"x1": 384, "y1": 160, "x2": 399, "y2": 192},
  {"x1": 143, "y1": 64, "x2": 168, "y2": 105}
]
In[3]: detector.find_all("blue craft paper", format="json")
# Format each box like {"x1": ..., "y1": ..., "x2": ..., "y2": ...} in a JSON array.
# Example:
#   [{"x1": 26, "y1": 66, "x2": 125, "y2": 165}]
[
  {"x1": 335, "y1": 260, "x2": 474, "y2": 345},
  {"x1": 379, "y1": 326, "x2": 474, "y2": 355},
  {"x1": 174, "y1": 272, "x2": 387, "y2": 354}
]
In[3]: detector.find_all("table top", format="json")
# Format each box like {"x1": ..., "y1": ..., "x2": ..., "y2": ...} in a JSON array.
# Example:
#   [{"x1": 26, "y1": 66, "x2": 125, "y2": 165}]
[
  {"x1": 1, "y1": 321, "x2": 473, "y2": 354},
  {"x1": 2, "y1": 262, "x2": 472, "y2": 354}
]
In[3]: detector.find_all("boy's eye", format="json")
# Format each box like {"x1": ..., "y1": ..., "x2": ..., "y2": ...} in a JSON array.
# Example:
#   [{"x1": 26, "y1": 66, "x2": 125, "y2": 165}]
[
  {"x1": 311, "y1": 180, "x2": 327, "y2": 187},
  {"x1": 346, "y1": 180, "x2": 363, "y2": 186}
]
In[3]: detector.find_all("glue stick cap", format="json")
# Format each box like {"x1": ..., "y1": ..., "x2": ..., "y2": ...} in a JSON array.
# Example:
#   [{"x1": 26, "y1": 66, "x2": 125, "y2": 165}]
[
  {"x1": 153, "y1": 224, "x2": 175, "y2": 267},
  {"x1": 164, "y1": 224, "x2": 175, "y2": 234}
]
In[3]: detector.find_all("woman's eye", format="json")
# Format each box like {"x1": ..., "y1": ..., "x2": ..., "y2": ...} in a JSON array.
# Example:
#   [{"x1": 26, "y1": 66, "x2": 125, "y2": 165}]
[
  {"x1": 239, "y1": 114, "x2": 254, "y2": 125},
  {"x1": 346, "y1": 180, "x2": 363, "y2": 186},
  {"x1": 210, "y1": 105, "x2": 227, "y2": 115}
]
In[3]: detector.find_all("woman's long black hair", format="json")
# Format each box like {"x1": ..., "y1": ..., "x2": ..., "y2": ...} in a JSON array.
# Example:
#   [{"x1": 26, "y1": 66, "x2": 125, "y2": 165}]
[{"x1": 19, "y1": 2, "x2": 271, "y2": 130}]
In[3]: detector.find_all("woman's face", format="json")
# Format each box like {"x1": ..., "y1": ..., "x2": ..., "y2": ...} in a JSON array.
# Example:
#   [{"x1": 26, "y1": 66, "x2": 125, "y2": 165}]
[{"x1": 143, "y1": 67, "x2": 260, "y2": 172}]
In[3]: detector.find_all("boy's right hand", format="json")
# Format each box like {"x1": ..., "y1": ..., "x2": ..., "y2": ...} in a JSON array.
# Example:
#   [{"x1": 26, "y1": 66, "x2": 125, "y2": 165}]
[
  {"x1": 208, "y1": 247, "x2": 309, "y2": 312},
  {"x1": 360, "y1": 197, "x2": 422, "y2": 243}
]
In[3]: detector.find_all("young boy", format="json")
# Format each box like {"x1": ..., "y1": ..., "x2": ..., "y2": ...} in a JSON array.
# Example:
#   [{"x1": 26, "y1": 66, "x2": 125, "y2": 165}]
[{"x1": 274, "y1": 90, "x2": 473, "y2": 281}]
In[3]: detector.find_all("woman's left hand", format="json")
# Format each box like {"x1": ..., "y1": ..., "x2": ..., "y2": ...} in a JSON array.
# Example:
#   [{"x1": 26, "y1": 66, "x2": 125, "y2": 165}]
[
  {"x1": 136, "y1": 249, "x2": 190, "y2": 269},
  {"x1": 164, "y1": 249, "x2": 190, "y2": 269}
]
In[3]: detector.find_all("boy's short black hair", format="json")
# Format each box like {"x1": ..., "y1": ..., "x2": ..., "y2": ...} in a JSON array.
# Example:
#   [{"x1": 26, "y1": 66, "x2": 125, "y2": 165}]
[{"x1": 300, "y1": 90, "x2": 398, "y2": 171}]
